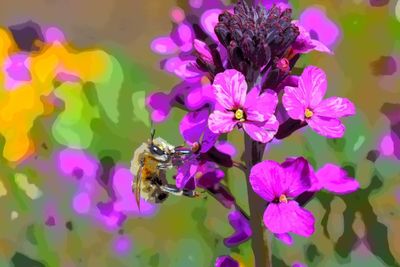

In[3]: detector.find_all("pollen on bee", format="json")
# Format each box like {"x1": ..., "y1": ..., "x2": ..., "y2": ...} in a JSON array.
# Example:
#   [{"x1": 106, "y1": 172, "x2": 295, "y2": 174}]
[
  {"x1": 191, "y1": 142, "x2": 201, "y2": 153},
  {"x1": 304, "y1": 108, "x2": 314, "y2": 119},
  {"x1": 279, "y1": 194, "x2": 288, "y2": 203}
]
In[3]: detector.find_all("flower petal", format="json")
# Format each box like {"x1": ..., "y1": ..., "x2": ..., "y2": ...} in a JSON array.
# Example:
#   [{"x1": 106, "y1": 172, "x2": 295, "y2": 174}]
[
  {"x1": 243, "y1": 116, "x2": 279, "y2": 143},
  {"x1": 224, "y1": 210, "x2": 252, "y2": 247},
  {"x1": 292, "y1": 21, "x2": 332, "y2": 55},
  {"x1": 281, "y1": 157, "x2": 312, "y2": 198},
  {"x1": 215, "y1": 256, "x2": 239, "y2": 267},
  {"x1": 298, "y1": 66, "x2": 327, "y2": 108},
  {"x1": 213, "y1": 69, "x2": 247, "y2": 109},
  {"x1": 201, "y1": 9, "x2": 222, "y2": 42},
  {"x1": 194, "y1": 39, "x2": 213, "y2": 63},
  {"x1": 282, "y1": 86, "x2": 306, "y2": 121},
  {"x1": 314, "y1": 97, "x2": 356, "y2": 118},
  {"x1": 185, "y1": 84, "x2": 215, "y2": 110},
  {"x1": 314, "y1": 164, "x2": 359, "y2": 194},
  {"x1": 249, "y1": 160, "x2": 285, "y2": 202},
  {"x1": 311, "y1": 39, "x2": 333, "y2": 54},
  {"x1": 200, "y1": 127, "x2": 219, "y2": 153},
  {"x1": 196, "y1": 162, "x2": 224, "y2": 189},
  {"x1": 150, "y1": 36, "x2": 178, "y2": 55},
  {"x1": 146, "y1": 92, "x2": 172, "y2": 123},
  {"x1": 245, "y1": 87, "x2": 278, "y2": 122},
  {"x1": 274, "y1": 233, "x2": 294, "y2": 246},
  {"x1": 179, "y1": 110, "x2": 208, "y2": 144},
  {"x1": 208, "y1": 110, "x2": 237, "y2": 134},
  {"x1": 176, "y1": 158, "x2": 199, "y2": 189},
  {"x1": 176, "y1": 23, "x2": 193, "y2": 52},
  {"x1": 215, "y1": 141, "x2": 236, "y2": 157},
  {"x1": 307, "y1": 116, "x2": 345, "y2": 138},
  {"x1": 263, "y1": 201, "x2": 315, "y2": 236}
]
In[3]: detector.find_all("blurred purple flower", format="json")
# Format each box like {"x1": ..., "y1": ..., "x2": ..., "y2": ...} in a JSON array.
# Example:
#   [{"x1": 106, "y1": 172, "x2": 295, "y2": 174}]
[
  {"x1": 112, "y1": 166, "x2": 157, "y2": 216},
  {"x1": 43, "y1": 26, "x2": 66, "y2": 43},
  {"x1": 249, "y1": 157, "x2": 315, "y2": 237},
  {"x1": 381, "y1": 103, "x2": 400, "y2": 159},
  {"x1": 292, "y1": 262, "x2": 307, "y2": 267},
  {"x1": 57, "y1": 148, "x2": 99, "y2": 180},
  {"x1": 112, "y1": 235, "x2": 133, "y2": 256},
  {"x1": 73, "y1": 192, "x2": 91, "y2": 214},
  {"x1": 379, "y1": 134, "x2": 394, "y2": 157},
  {"x1": 151, "y1": 22, "x2": 194, "y2": 55},
  {"x1": 208, "y1": 69, "x2": 279, "y2": 143},
  {"x1": 299, "y1": 7, "x2": 341, "y2": 50},
  {"x1": 282, "y1": 66, "x2": 355, "y2": 138},
  {"x1": 224, "y1": 210, "x2": 252, "y2": 247},
  {"x1": 215, "y1": 255, "x2": 239, "y2": 267},
  {"x1": 310, "y1": 163, "x2": 359, "y2": 194},
  {"x1": 292, "y1": 21, "x2": 332, "y2": 55},
  {"x1": 4, "y1": 53, "x2": 32, "y2": 90},
  {"x1": 57, "y1": 149, "x2": 156, "y2": 230}
]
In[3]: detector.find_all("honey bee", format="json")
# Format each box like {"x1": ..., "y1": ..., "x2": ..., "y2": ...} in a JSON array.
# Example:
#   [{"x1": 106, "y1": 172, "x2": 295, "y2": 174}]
[{"x1": 130, "y1": 130, "x2": 197, "y2": 209}]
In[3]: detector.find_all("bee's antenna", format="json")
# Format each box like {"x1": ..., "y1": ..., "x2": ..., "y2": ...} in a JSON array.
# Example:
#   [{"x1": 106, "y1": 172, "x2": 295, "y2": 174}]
[{"x1": 150, "y1": 121, "x2": 155, "y2": 142}]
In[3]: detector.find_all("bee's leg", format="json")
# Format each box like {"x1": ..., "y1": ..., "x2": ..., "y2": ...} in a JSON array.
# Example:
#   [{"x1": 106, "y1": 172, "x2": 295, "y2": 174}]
[
  {"x1": 174, "y1": 146, "x2": 192, "y2": 155},
  {"x1": 160, "y1": 184, "x2": 198, "y2": 198},
  {"x1": 157, "y1": 162, "x2": 173, "y2": 170}
]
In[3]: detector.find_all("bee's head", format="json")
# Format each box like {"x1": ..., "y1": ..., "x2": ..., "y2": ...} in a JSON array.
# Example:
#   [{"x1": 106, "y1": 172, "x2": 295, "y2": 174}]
[{"x1": 148, "y1": 137, "x2": 174, "y2": 162}]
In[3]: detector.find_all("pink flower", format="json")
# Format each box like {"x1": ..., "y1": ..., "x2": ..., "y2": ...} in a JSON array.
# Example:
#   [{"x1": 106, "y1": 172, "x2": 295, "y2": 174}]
[
  {"x1": 282, "y1": 66, "x2": 356, "y2": 138},
  {"x1": 208, "y1": 69, "x2": 279, "y2": 143},
  {"x1": 249, "y1": 158, "x2": 315, "y2": 237}
]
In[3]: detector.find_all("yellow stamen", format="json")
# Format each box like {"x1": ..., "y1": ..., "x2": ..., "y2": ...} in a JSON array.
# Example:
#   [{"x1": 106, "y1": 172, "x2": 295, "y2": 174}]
[
  {"x1": 235, "y1": 109, "x2": 245, "y2": 121},
  {"x1": 279, "y1": 194, "x2": 288, "y2": 203},
  {"x1": 304, "y1": 108, "x2": 314, "y2": 119}
]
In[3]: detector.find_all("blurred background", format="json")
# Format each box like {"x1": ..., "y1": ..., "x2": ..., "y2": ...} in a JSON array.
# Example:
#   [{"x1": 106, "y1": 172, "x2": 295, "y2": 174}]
[{"x1": 0, "y1": 0, "x2": 399, "y2": 266}]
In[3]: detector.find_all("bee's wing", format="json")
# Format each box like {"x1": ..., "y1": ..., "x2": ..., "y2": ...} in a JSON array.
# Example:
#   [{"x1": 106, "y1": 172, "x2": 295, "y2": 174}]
[{"x1": 134, "y1": 165, "x2": 143, "y2": 211}]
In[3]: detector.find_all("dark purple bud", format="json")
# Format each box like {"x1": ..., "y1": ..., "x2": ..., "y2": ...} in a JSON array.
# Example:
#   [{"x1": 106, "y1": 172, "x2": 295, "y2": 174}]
[{"x1": 214, "y1": 1, "x2": 299, "y2": 73}]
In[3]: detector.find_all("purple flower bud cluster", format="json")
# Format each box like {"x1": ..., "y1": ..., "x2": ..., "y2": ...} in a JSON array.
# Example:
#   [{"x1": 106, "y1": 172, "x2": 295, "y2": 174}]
[{"x1": 215, "y1": 2, "x2": 298, "y2": 75}]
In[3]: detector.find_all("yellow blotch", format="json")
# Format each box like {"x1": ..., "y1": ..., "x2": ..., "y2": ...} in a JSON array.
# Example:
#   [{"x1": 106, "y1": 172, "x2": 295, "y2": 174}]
[
  {"x1": 14, "y1": 173, "x2": 42, "y2": 200},
  {"x1": 0, "y1": 27, "x2": 111, "y2": 163},
  {"x1": 279, "y1": 194, "x2": 288, "y2": 203},
  {"x1": 235, "y1": 109, "x2": 245, "y2": 121},
  {"x1": 0, "y1": 180, "x2": 7, "y2": 197},
  {"x1": 304, "y1": 108, "x2": 314, "y2": 119}
]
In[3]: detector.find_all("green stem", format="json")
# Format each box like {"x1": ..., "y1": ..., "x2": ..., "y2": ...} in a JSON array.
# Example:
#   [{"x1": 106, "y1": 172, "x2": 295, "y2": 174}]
[{"x1": 244, "y1": 134, "x2": 270, "y2": 267}]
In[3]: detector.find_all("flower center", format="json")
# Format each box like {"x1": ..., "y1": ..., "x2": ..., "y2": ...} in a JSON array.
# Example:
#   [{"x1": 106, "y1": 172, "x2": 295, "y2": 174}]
[
  {"x1": 279, "y1": 194, "x2": 288, "y2": 203},
  {"x1": 304, "y1": 108, "x2": 314, "y2": 119},
  {"x1": 234, "y1": 109, "x2": 245, "y2": 122}
]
